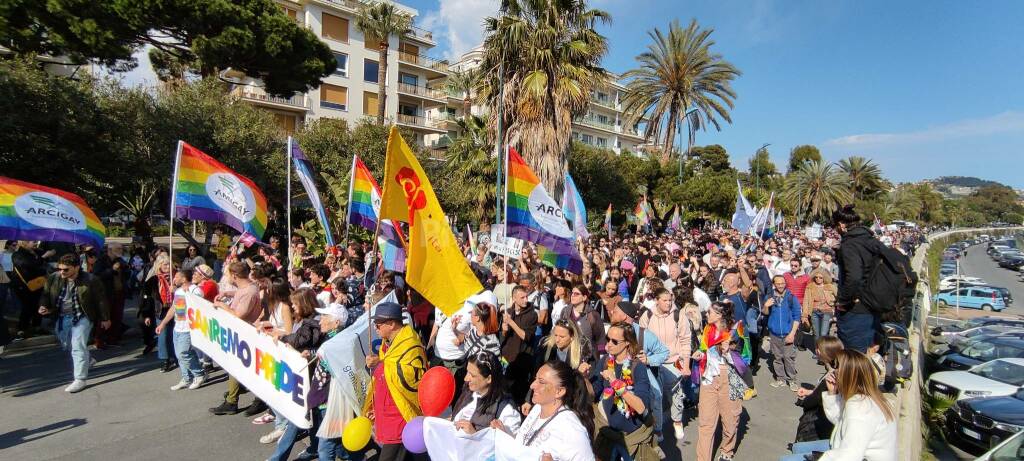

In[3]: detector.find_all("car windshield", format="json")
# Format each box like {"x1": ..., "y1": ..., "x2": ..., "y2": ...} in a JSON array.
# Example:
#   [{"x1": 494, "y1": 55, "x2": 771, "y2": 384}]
[
  {"x1": 963, "y1": 343, "x2": 1024, "y2": 362},
  {"x1": 970, "y1": 360, "x2": 1024, "y2": 386}
]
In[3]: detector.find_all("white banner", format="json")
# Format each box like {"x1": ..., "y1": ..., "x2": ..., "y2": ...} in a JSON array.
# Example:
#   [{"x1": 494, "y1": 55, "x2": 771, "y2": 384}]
[
  {"x1": 184, "y1": 293, "x2": 312, "y2": 428},
  {"x1": 423, "y1": 417, "x2": 545, "y2": 461},
  {"x1": 316, "y1": 312, "x2": 373, "y2": 428},
  {"x1": 804, "y1": 223, "x2": 823, "y2": 240},
  {"x1": 489, "y1": 224, "x2": 524, "y2": 259}
]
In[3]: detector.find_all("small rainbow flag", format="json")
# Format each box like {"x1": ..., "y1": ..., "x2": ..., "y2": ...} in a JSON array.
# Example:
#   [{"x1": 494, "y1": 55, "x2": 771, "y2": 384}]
[
  {"x1": 505, "y1": 147, "x2": 583, "y2": 273},
  {"x1": 632, "y1": 196, "x2": 650, "y2": 227},
  {"x1": 173, "y1": 142, "x2": 268, "y2": 238},
  {"x1": 668, "y1": 205, "x2": 682, "y2": 232},
  {"x1": 0, "y1": 177, "x2": 105, "y2": 249},
  {"x1": 347, "y1": 156, "x2": 381, "y2": 232},
  {"x1": 605, "y1": 203, "x2": 613, "y2": 237}
]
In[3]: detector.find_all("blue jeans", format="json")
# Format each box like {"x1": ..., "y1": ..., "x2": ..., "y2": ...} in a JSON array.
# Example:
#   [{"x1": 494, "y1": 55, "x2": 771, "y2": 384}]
[
  {"x1": 659, "y1": 364, "x2": 687, "y2": 424},
  {"x1": 837, "y1": 311, "x2": 876, "y2": 353},
  {"x1": 172, "y1": 331, "x2": 203, "y2": 381},
  {"x1": 648, "y1": 367, "x2": 664, "y2": 437},
  {"x1": 56, "y1": 315, "x2": 92, "y2": 381},
  {"x1": 810, "y1": 311, "x2": 832, "y2": 342},
  {"x1": 778, "y1": 439, "x2": 830, "y2": 461},
  {"x1": 270, "y1": 406, "x2": 322, "y2": 461},
  {"x1": 157, "y1": 317, "x2": 174, "y2": 360}
]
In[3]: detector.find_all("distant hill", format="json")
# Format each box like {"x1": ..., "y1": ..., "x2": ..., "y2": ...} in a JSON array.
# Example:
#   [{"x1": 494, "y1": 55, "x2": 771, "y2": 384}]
[{"x1": 931, "y1": 176, "x2": 1004, "y2": 188}]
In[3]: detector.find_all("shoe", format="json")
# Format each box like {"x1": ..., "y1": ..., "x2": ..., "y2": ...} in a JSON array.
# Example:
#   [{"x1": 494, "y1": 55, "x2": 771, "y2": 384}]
[
  {"x1": 788, "y1": 381, "x2": 801, "y2": 392},
  {"x1": 252, "y1": 413, "x2": 276, "y2": 425},
  {"x1": 142, "y1": 343, "x2": 155, "y2": 355},
  {"x1": 188, "y1": 375, "x2": 206, "y2": 390},
  {"x1": 244, "y1": 399, "x2": 268, "y2": 417},
  {"x1": 161, "y1": 360, "x2": 178, "y2": 373},
  {"x1": 673, "y1": 422, "x2": 685, "y2": 441},
  {"x1": 770, "y1": 380, "x2": 785, "y2": 388},
  {"x1": 64, "y1": 380, "x2": 87, "y2": 393},
  {"x1": 743, "y1": 388, "x2": 758, "y2": 400},
  {"x1": 209, "y1": 401, "x2": 240, "y2": 415},
  {"x1": 90, "y1": 357, "x2": 98, "y2": 368},
  {"x1": 718, "y1": 455, "x2": 733, "y2": 461},
  {"x1": 170, "y1": 379, "x2": 190, "y2": 391},
  {"x1": 294, "y1": 450, "x2": 318, "y2": 461},
  {"x1": 259, "y1": 428, "x2": 285, "y2": 444}
]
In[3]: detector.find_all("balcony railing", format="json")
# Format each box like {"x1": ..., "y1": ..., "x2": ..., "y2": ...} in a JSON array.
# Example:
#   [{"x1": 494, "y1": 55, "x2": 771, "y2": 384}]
[
  {"x1": 406, "y1": 25, "x2": 435, "y2": 42},
  {"x1": 398, "y1": 51, "x2": 449, "y2": 73},
  {"x1": 575, "y1": 115, "x2": 616, "y2": 131},
  {"x1": 233, "y1": 87, "x2": 309, "y2": 109},
  {"x1": 318, "y1": 0, "x2": 362, "y2": 12},
  {"x1": 591, "y1": 96, "x2": 616, "y2": 109},
  {"x1": 397, "y1": 82, "x2": 447, "y2": 100},
  {"x1": 396, "y1": 113, "x2": 446, "y2": 130}
]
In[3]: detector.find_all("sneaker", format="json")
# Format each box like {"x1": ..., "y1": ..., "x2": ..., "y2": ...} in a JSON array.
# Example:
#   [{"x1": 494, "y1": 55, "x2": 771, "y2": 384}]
[
  {"x1": 188, "y1": 375, "x2": 206, "y2": 390},
  {"x1": 260, "y1": 428, "x2": 285, "y2": 444},
  {"x1": 718, "y1": 455, "x2": 733, "y2": 461},
  {"x1": 769, "y1": 380, "x2": 785, "y2": 388},
  {"x1": 252, "y1": 413, "x2": 276, "y2": 425},
  {"x1": 90, "y1": 357, "x2": 98, "y2": 368},
  {"x1": 294, "y1": 450, "x2": 318, "y2": 461},
  {"x1": 170, "y1": 379, "x2": 190, "y2": 391},
  {"x1": 64, "y1": 380, "x2": 87, "y2": 393},
  {"x1": 673, "y1": 422, "x2": 685, "y2": 441},
  {"x1": 209, "y1": 401, "x2": 240, "y2": 415},
  {"x1": 788, "y1": 381, "x2": 801, "y2": 392},
  {"x1": 743, "y1": 388, "x2": 758, "y2": 400},
  {"x1": 244, "y1": 399, "x2": 269, "y2": 417}
]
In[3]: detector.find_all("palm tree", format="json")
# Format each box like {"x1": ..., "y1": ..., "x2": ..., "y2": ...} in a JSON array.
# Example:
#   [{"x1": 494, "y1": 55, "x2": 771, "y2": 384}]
[
  {"x1": 356, "y1": 1, "x2": 412, "y2": 125},
  {"x1": 480, "y1": 0, "x2": 610, "y2": 194},
  {"x1": 621, "y1": 19, "x2": 741, "y2": 164},
  {"x1": 783, "y1": 160, "x2": 853, "y2": 224},
  {"x1": 838, "y1": 156, "x2": 885, "y2": 200},
  {"x1": 443, "y1": 115, "x2": 497, "y2": 222},
  {"x1": 444, "y1": 68, "x2": 481, "y2": 122}
]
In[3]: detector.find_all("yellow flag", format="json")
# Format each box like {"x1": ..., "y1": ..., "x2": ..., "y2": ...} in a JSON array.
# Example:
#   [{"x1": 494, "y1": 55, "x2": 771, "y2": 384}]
[{"x1": 379, "y1": 127, "x2": 482, "y2": 316}]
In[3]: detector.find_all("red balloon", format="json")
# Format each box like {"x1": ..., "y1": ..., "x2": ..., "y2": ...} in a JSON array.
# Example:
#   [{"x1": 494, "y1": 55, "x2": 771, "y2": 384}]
[{"x1": 418, "y1": 366, "x2": 455, "y2": 416}]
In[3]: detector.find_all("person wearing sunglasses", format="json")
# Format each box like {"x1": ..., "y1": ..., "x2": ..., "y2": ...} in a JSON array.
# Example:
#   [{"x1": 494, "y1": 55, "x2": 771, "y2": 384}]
[
  {"x1": 38, "y1": 253, "x2": 111, "y2": 393},
  {"x1": 452, "y1": 352, "x2": 521, "y2": 435},
  {"x1": 594, "y1": 322, "x2": 657, "y2": 461},
  {"x1": 562, "y1": 283, "x2": 606, "y2": 355}
]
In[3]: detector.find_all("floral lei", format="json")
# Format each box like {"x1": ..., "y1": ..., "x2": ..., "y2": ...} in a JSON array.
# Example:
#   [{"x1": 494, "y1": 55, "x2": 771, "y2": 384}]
[{"x1": 600, "y1": 356, "x2": 635, "y2": 417}]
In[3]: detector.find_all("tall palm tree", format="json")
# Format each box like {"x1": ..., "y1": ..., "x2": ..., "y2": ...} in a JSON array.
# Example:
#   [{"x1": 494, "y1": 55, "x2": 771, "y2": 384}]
[
  {"x1": 443, "y1": 115, "x2": 497, "y2": 222},
  {"x1": 480, "y1": 0, "x2": 610, "y2": 194},
  {"x1": 783, "y1": 160, "x2": 853, "y2": 224},
  {"x1": 444, "y1": 68, "x2": 481, "y2": 122},
  {"x1": 621, "y1": 19, "x2": 740, "y2": 164},
  {"x1": 356, "y1": 1, "x2": 411, "y2": 125},
  {"x1": 838, "y1": 156, "x2": 885, "y2": 200}
]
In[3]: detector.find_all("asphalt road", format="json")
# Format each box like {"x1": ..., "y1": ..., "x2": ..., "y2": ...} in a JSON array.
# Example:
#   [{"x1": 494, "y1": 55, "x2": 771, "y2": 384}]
[
  {"x1": 950, "y1": 241, "x2": 1024, "y2": 318},
  {"x1": 0, "y1": 311, "x2": 818, "y2": 461}
]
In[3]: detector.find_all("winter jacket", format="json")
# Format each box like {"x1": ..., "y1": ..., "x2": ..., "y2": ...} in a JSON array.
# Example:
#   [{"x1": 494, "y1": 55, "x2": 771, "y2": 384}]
[
  {"x1": 835, "y1": 225, "x2": 885, "y2": 315},
  {"x1": 762, "y1": 288, "x2": 801, "y2": 337}
]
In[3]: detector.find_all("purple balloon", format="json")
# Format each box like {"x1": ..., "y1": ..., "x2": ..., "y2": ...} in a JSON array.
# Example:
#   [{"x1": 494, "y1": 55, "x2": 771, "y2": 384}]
[{"x1": 401, "y1": 416, "x2": 427, "y2": 454}]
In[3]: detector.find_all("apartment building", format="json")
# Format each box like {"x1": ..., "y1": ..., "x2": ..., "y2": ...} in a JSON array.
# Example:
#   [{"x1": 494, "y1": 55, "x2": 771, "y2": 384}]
[{"x1": 231, "y1": 0, "x2": 450, "y2": 148}]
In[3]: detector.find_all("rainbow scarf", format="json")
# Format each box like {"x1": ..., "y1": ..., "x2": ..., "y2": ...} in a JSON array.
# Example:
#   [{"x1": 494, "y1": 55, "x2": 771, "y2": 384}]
[
  {"x1": 696, "y1": 321, "x2": 751, "y2": 378},
  {"x1": 505, "y1": 147, "x2": 583, "y2": 273},
  {"x1": 0, "y1": 177, "x2": 106, "y2": 249},
  {"x1": 173, "y1": 142, "x2": 268, "y2": 238}
]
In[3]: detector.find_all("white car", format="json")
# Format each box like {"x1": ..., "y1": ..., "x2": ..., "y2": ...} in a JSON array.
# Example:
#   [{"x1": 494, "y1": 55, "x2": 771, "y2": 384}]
[
  {"x1": 939, "y1": 275, "x2": 987, "y2": 291},
  {"x1": 927, "y1": 358, "x2": 1024, "y2": 401}
]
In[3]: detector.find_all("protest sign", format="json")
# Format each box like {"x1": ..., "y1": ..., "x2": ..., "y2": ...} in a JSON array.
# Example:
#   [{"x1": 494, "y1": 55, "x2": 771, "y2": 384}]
[
  {"x1": 804, "y1": 223, "x2": 823, "y2": 240},
  {"x1": 422, "y1": 417, "x2": 544, "y2": 461},
  {"x1": 184, "y1": 293, "x2": 311, "y2": 428},
  {"x1": 488, "y1": 224, "x2": 524, "y2": 259}
]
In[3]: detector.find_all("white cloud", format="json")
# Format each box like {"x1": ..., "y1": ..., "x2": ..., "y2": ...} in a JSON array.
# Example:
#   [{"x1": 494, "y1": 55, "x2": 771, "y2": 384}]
[
  {"x1": 419, "y1": 0, "x2": 499, "y2": 61},
  {"x1": 823, "y1": 111, "x2": 1024, "y2": 148}
]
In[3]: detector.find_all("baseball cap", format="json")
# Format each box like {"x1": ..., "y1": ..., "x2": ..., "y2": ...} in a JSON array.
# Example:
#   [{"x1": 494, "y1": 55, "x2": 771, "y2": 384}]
[
  {"x1": 196, "y1": 264, "x2": 214, "y2": 279},
  {"x1": 466, "y1": 290, "x2": 498, "y2": 308},
  {"x1": 371, "y1": 302, "x2": 404, "y2": 321}
]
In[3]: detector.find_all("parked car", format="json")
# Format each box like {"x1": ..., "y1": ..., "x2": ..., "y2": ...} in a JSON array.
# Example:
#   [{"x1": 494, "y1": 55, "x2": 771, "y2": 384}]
[
  {"x1": 939, "y1": 275, "x2": 987, "y2": 291},
  {"x1": 936, "y1": 338, "x2": 1024, "y2": 371},
  {"x1": 947, "y1": 390, "x2": 1024, "y2": 453},
  {"x1": 935, "y1": 287, "x2": 1008, "y2": 312},
  {"x1": 932, "y1": 316, "x2": 1024, "y2": 339},
  {"x1": 930, "y1": 331, "x2": 1024, "y2": 358},
  {"x1": 999, "y1": 256, "x2": 1024, "y2": 270},
  {"x1": 926, "y1": 358, "x2": 1024, "y2": 401}
]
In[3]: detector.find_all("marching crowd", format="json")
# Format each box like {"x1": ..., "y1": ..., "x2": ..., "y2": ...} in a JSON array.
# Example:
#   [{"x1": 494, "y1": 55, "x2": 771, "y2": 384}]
[{"x1": 1, "y1": 204, "x2": 928, "y2": 461}]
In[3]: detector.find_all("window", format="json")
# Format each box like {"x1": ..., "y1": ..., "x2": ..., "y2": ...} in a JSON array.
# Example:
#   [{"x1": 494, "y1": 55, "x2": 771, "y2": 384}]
[
  {"x1": 364, "y1": 59, "x2": 379, "y2": 83},
  {"x1": 398, "y1": 103, "x2": 418, "y2": 117},
  {"x1": 596, "y1": 137, "x2": 607, "y2": 147},
  {"x1": 399, "y1": 73, "x2": 418, "y2": 86},
  {"x1": 363, "y1": 91, "x2": 379, "y2": 116},
  {"x1": 596, "y1": 115, "x2": 609, "y2": 124},
  {"x1": 320, "y1": 84, "x2": 348, "y2": 111},
  {"x1": 580, "y1": 134, "x2": 593, "y2": 144},
  {"x1": 365, "y1": 34, "x2": 382, "y2": 51},
  {"x1": 399, "y1": 42, "x2": 419, "y2": 55},
  {"x1": 282, "y1": 7, "x2": 299, "y2": 22},
  {"x1": 321, "y1": 13, "x2": 348, "y2": 42},
  {"x1": 333, "y1": 53, "x2": 348, "y2": 77}
]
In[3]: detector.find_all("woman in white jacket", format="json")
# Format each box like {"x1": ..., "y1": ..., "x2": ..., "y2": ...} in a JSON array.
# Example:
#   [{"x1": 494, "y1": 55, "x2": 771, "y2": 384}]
[{"x1": 780, "y1": 349, "x2": 897, "y2": 461}]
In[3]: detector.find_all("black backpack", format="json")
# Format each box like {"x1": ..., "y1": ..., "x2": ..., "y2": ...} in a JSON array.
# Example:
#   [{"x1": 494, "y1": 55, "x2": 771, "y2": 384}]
[
  {"x1": 881, "y1": 322, "x2": 913, "y2": 390},
  {"x1": 860, "y1": 244, "x2": 918, "y2": 317}
]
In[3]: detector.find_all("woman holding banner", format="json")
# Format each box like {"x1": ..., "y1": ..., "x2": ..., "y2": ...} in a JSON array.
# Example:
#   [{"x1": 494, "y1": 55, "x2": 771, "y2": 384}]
[
  {"x1": 266, "y1": 288, "x2": 322, "y2": 459},
  {"x1": 505, "y1": 360, "x2": 594, "y2": 461},
  {"x1": 451, "y1": 352, "x2": 521, "y2": 435}
]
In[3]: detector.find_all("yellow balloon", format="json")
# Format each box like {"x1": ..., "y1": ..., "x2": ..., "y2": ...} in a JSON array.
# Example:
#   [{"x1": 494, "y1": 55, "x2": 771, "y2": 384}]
[{"x1": 342, "y1": 416, "x2": 373, "y2": 452}]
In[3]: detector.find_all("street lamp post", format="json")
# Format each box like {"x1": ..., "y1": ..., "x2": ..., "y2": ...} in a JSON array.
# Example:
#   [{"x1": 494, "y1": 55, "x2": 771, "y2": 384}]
[
  {"x1": 754, "y1": 143, "x2": 770, "y2": 193},
  {"x1": 677, "y1": 107, "x2": 699, "y2": 184}
]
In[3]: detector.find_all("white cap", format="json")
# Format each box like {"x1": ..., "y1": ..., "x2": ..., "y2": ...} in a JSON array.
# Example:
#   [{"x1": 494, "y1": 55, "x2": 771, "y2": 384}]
[
  {"x1": 466, "y1": 290, "x2": 498, "y2": 308},
  {"x1": 315, "y1": 304, "x2": 348, "y2": 319}
]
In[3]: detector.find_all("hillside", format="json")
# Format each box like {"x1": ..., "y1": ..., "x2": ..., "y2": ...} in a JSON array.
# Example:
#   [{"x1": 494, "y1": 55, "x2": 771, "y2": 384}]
[{"x1": 926, "y1": 176, "x2": 1010, "y2": 198}]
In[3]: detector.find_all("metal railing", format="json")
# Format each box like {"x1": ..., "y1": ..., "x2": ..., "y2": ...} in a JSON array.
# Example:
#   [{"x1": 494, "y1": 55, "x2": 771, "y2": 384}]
[
  {"x1": 233, "y1": 87, "x2": 309, "y2": 109},
  {"x1": 396, "y1": 113, "x2": 446, "y2": 129},
  {"x1": 591, "y1": 96, "x2": 616, "y2": 109},
  {"x1": 398, "y1": 51, "x2": 449, "y2": 73},
  {"x1": 318, "y1": 0, "x2": 362, "y2": 12},
  {"x1": 406, "y1": 25, "x2": 435, "y2": 41},
  {"x1": 396, "y1": 82, "x2": 447, "y2": 100},
  {"x1": 574, "y1": 115, "x2": 616, "y2": 131}
]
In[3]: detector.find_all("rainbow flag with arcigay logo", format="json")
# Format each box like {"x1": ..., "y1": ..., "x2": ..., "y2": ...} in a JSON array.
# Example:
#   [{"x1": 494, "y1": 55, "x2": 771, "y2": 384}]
[
  {"x1": 173, "y1": 142, "x2": 269, "y2": 238},
  {"x1": 0, "y1": 176, "x2": 106, "y2": 249}
]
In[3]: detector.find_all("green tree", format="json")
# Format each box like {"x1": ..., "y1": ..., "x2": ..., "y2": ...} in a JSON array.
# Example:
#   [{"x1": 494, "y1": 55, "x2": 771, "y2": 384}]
[
  {"x1": 621, "y1": 19, "x2": 741, "y2": 163},
  {"x1": 747, "y1": 147, "x2": 778, "y2": 190},
  {"x1": 688, "y1": 144, "x2": 732, "y2": 173},
  {"x1": 444, "y1": 68, "x2": 482, "y2": 122},
  {"x1": 480, "y1": 0, "x2": 610, "y2": 194},
  {"x1": 440, "y1": 115, "x2": 497, "y2": 223},
  {"x1": 567, "y1": 144, "x2": 643, "y2": 228},
  {"x1": 0, "y1": 0, "x2": 336, "y2": 95},
  {"x1": 787, "y1": 145, "x2": 822, "y2": 173},
  {"x1": 908, "y1": 183, "x2": 946, "y2": 224},
  {"x1": 838, "y1": 156, "x2": 886, "y2": 200},
  {"x1": 356, "y1": 1, "x2": 412, "y2": 125},
  {"x1": 783, "y1": 160, "x2": 852, "y2": 224},
  {"x1": 963, "y1": 185, "x2": 1024, "y2": 222}
]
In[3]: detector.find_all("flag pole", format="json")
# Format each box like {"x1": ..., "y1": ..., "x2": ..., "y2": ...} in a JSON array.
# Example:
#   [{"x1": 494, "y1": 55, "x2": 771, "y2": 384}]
[
  {"x1": 286, "y1": 137, "x2": 293, "y2": 262},
  {"x1": 169, "y1": 141, "x2": 183, "y2": 287},
  {"x1": 367, "y1": 212, "x2": 383, "y2": 348},
  {"x1": 500, "y1": 142, "x2": 510, "y2": 301},
  {"x1": 344, "y1": 156, "x2": 356, "y2": 247}
]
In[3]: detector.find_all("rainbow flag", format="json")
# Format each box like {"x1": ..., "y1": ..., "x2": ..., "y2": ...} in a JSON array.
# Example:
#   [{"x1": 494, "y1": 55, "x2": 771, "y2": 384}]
[
  {"x1": 289, "y1": 138, "x2": 335, "y2": 247},
  {"x1": 378, "y1": 221, "x2": 406, "y2": 272},
  {"x1": 505, "y1": 147, "x2": 583, "y2": 273},
  {"x1": 668, "y1": 205, "x2": 681, "y2": 232},
  {"x1": 0, "y1": 177, "x2": 105, "y2": 249},
  {"x1": 605, "y1": 203, "x2": 613, "y2": 237},
  {"x1": 173, "y1": 142, "x2": 268, "y2": 238},
  {"x1": 347, "y1": 155, "x2": 381, "y2": 232},
  {"x1": 632, "y1": 196, "x2": 650, "y2": 227}
]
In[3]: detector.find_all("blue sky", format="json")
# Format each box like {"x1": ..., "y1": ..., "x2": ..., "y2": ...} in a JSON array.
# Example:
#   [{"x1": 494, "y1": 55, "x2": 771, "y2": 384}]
[{"x1": 405, "y1": 0, "x2": 1024, "y2": 188}]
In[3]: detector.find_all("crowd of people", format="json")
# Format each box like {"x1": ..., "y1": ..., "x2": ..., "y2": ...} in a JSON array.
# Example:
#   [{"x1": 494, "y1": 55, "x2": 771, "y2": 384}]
[{"x1": 0, "y1": 204, "x2": 929, "y2": 461}]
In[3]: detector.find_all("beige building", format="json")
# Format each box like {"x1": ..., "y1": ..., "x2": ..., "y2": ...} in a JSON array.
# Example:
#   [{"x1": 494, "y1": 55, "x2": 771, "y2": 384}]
[{"x1": 231, "y1": 0, "x2": 450, "y2": 149}]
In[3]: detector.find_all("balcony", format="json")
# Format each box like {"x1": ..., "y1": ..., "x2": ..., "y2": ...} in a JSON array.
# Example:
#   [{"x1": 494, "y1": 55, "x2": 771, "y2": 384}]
[
  {"x1": 574, "y1": 115, "x2": 617, "y2": 133},
  {"x1": 405, "y1": 25, "x2": 437, "y2": 45},
  {"x1": 396, "y1": 82, "x2": 447, "y2": 101},
  {"x1": 398, "y1": 51, "x2": 449, "y2": 76},
  {"x1": 316, "y1": 0, "x2": 362, "y2": 13},
  {"x1": 232, "y1": 86, "x2": 309, "y2": 111},
  {"x1": 396, "y1": 113, "x2": 447, "y2": 132},
  {"x1": 591, "y1": 96, "x2": 617, "y2": 110}
]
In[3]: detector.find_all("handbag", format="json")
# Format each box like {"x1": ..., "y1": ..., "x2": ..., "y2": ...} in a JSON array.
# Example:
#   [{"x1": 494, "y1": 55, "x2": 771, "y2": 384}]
[
  {"x1": 14, "y1": 266, "x2": 46, "y2": 292},
  {"x1": 795, "y1": 322, "x2": 816, "y2": 351}
]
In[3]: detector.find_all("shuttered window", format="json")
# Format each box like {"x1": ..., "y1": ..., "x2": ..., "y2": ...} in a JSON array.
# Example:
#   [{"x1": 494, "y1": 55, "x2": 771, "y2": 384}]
[
  {"x1": 322, "y1": 13, "x2": 348, "y2": 42},
  {"x1": 320, "y1": 84, "x2": 348, "y2": 110},
  {"x1": 363, "y1": 91, "x2": 379, "y2": 116}
]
